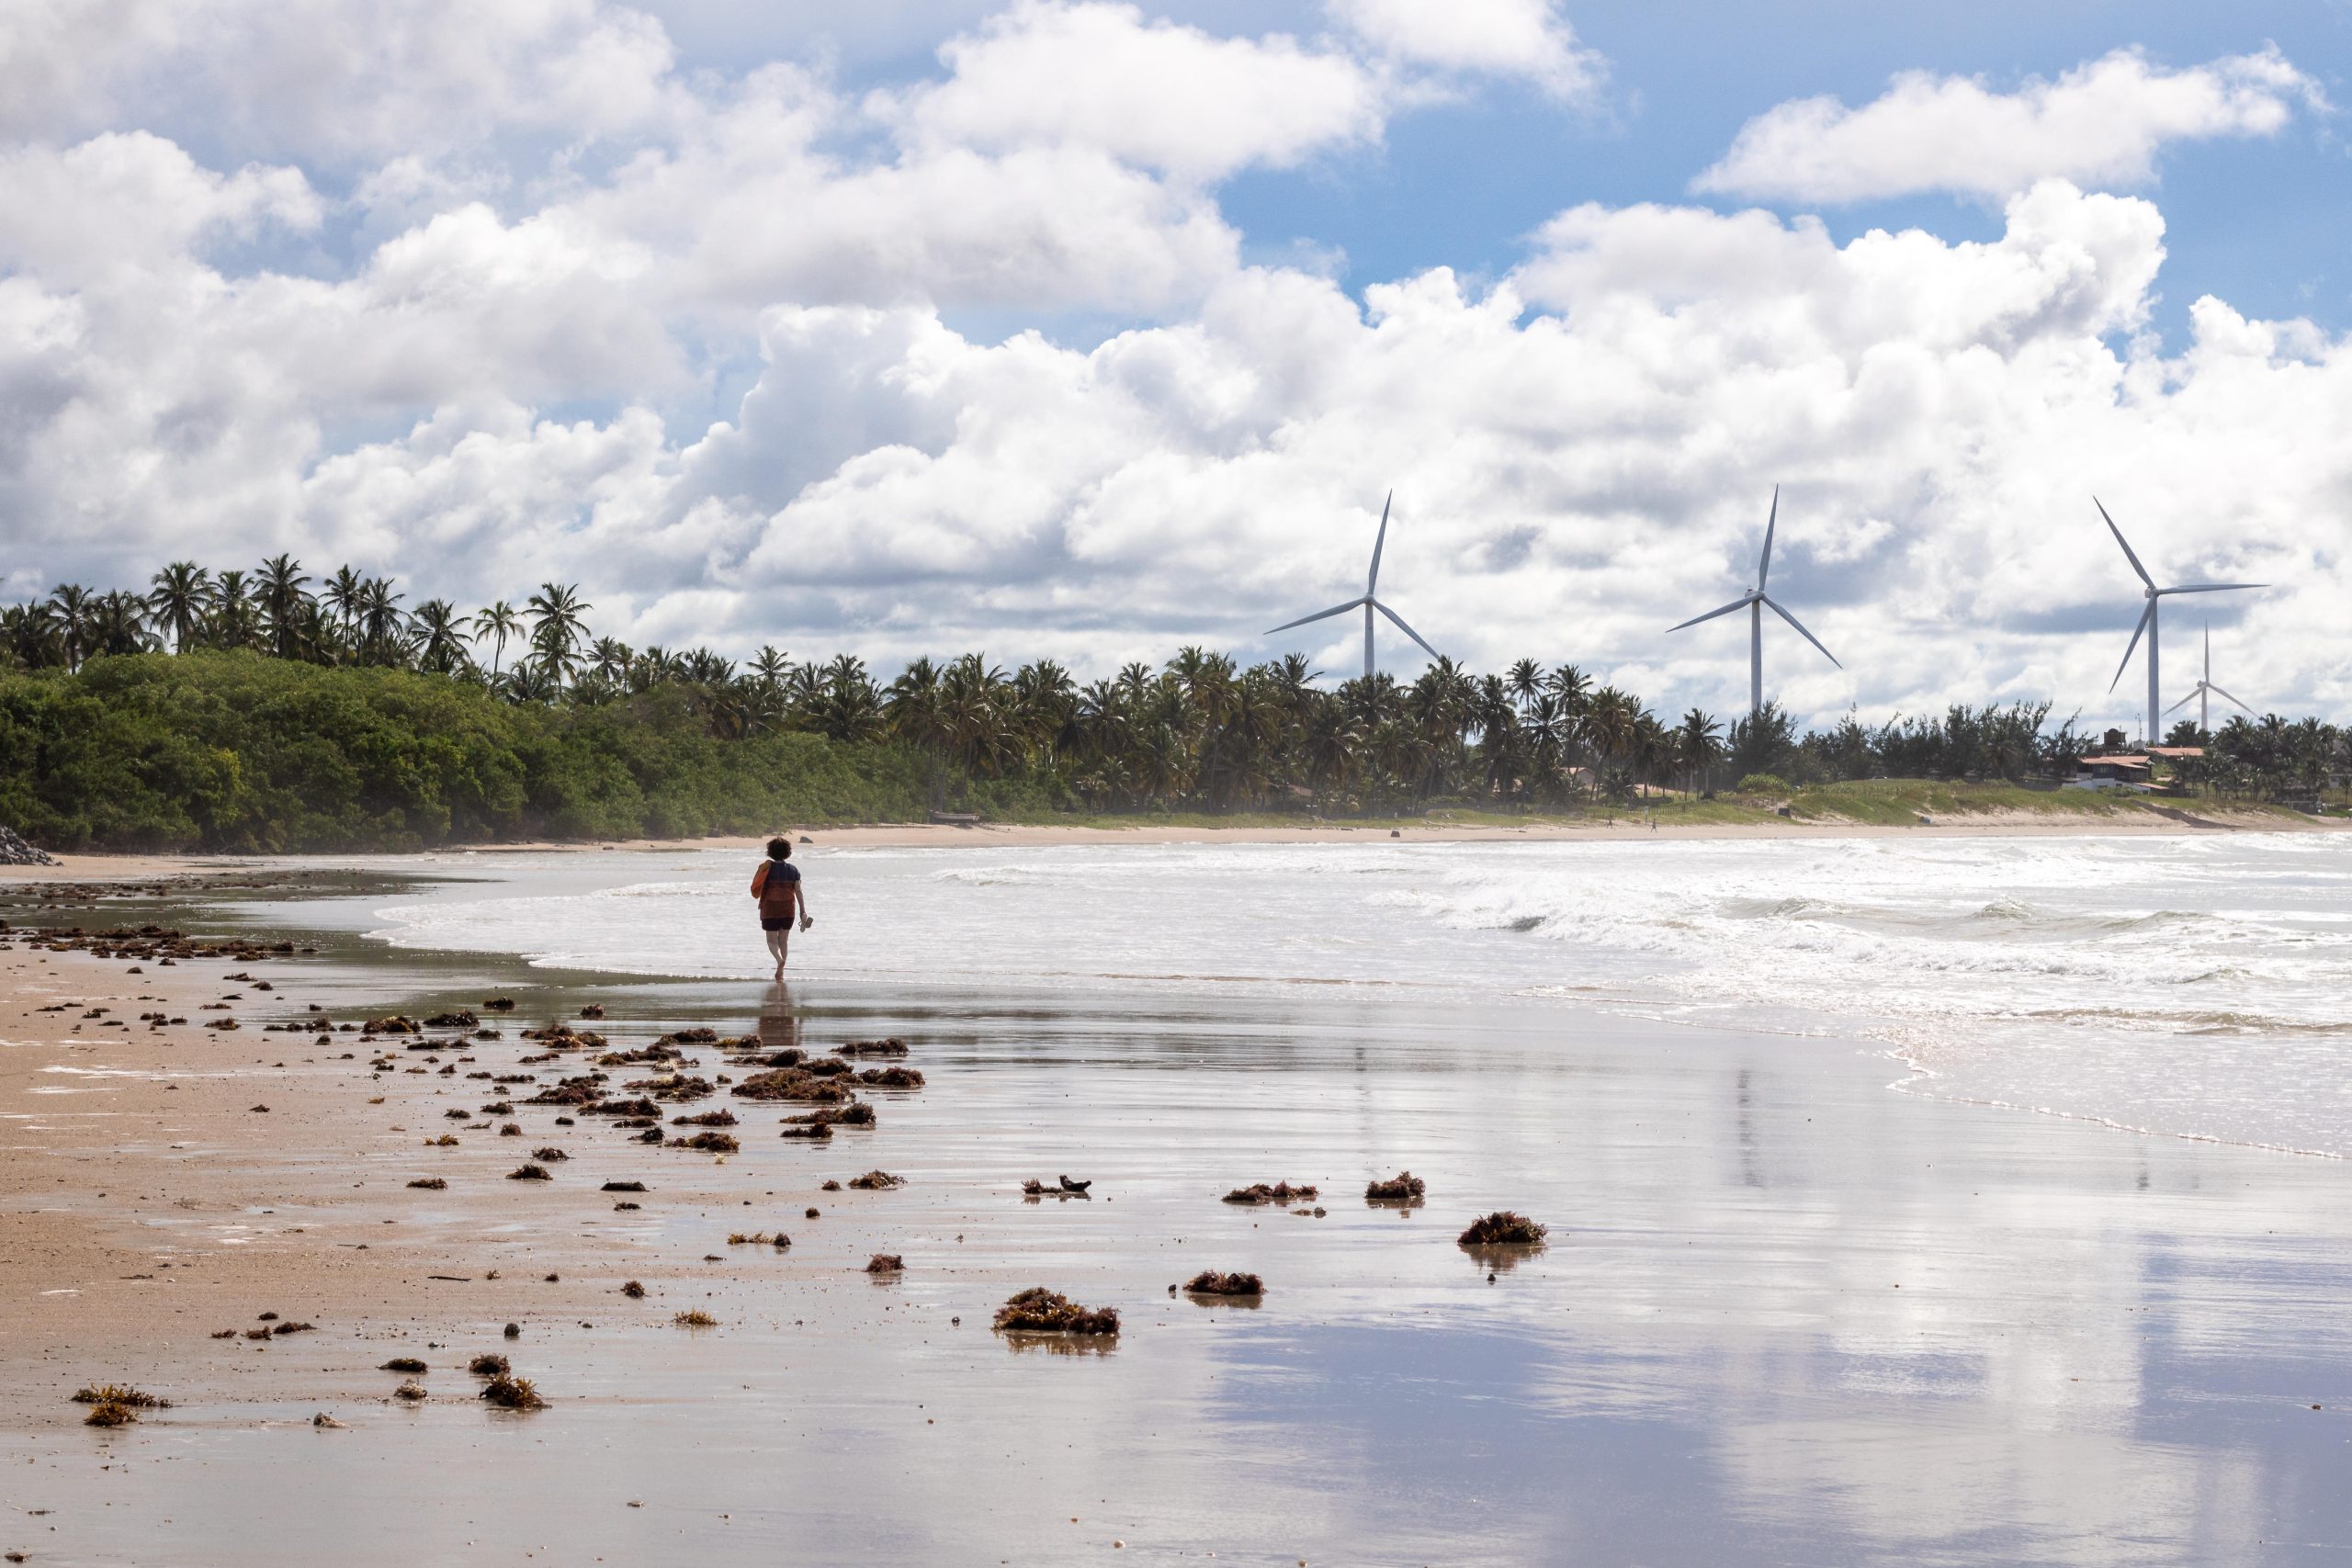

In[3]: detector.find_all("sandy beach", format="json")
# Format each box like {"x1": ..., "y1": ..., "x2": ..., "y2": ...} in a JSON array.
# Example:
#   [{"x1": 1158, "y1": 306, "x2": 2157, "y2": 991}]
[{"x1": 6, "y1": 840, "x2": 2352, "y2": 1564}]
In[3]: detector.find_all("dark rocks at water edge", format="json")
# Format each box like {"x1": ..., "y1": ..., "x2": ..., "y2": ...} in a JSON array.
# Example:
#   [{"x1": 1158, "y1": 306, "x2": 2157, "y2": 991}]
[{"x1": 0, "y1": 827, "x2": 56, "y2": 865}]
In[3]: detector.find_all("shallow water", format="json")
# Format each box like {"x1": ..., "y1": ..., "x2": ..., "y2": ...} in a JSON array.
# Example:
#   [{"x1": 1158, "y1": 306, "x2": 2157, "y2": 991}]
[
  {"x1": 15, "y1": 837, "x2": 2352, "y2": 1565},
  {"x1": 336, "y1": 833, "x2": 2352, "y2": 1156}
]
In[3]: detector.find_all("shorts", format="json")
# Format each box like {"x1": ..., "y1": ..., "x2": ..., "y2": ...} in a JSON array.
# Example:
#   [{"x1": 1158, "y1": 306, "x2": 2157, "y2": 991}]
[{"x1": 761, "y1": 917, "x2": 791, "y2": 932}]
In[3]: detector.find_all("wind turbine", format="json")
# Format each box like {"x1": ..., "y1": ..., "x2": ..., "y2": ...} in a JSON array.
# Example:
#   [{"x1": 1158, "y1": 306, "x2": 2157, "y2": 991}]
[
  {"x1": 2165, "y1": 623, "x2": 2254, "y2": 737},
  {"x1": 1264, "y1": 491, "x2": 1441, "y2": 680},
  {"x1": 2097, "y1": 499, "x2": 2264, "y2": 745},
  {"x1": 1666, "y1": 487, "x2": 1839, "y2": 718}
]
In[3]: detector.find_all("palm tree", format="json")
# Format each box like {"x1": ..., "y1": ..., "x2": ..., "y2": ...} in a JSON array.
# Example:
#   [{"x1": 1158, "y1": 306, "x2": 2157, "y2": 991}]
[
  {"x1": 525, "y1": 583, "x2": 591, "y2": 683},
  {"x1": 209, "y1": 570, "x2": 263, "y2": 649},
  {"x1": 410, "y1": 600, "x2": 470, "y2": 673},
  {"x1": 470, "y1": 602, "x2": 524, "y2": 677},
  {"x1": 91, "y1": 592, "x2": 154, "y2": 658},
  {"x1": 1678, "y1": 709, "x2": 1723, "y2": 798},
  {"x1": 146, "y1": 562, "x2": 214, "y2": 651},
  {"x1": 322, "y1": 565, "x2": 367, "y2": 647},
  {"x1": 255, "y1": 555, "x2": 312, "y2": 660},
  {"x1": 356, "y1": 578, "x2": 406, "y2": 664},
  {"x1": 47, "y1": 584, "x2": 97, "y2": 670}
]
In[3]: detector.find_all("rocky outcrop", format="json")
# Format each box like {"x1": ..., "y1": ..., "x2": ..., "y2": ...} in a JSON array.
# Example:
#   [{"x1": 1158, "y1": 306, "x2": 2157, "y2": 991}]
[{"x1": 0, "y1": 827, "x2": 57, "y2": 866}]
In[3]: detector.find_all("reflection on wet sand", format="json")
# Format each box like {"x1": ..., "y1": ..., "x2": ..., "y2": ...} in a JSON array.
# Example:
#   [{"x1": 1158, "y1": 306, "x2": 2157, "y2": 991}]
[{"x1": 6, "y1": 870, "x2": 2351, "y2": 1566}]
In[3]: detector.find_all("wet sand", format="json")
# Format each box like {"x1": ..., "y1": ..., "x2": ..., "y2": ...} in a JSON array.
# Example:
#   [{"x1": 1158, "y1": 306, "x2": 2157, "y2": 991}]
[{"x1": 4, "y1": 876, "x2": 2352, "y2": 1564}]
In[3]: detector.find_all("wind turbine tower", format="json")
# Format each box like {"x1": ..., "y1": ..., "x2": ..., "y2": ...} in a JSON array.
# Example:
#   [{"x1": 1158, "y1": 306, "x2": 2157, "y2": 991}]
[
  {"x1": 1667, "y1": 487, "x2": 1840, "y2": 717},
  {"x1": 1265, "y1": 491, "x2": 1442, "y2": 679},
  {"x1": 2097, "y1": 500, "x2": 2264, "y2": 745},
  {"x1": 2166, "y1": 623, "x2": 2254, "y2": 737}
]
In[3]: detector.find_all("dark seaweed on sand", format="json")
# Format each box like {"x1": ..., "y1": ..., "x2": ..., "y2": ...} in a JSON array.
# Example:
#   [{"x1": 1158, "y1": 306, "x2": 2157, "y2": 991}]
[
  {"x1": 1365, "y1": 1171, "x2": 1426, "y2": 1201},
  {"x1": 846, "y1": 1169, "x2": 903, "y2": 1190},
  {"x1": 507, "y1": 1164, "x2": 551, "y2": 1180},
  {"x1": 406, "y1": 1177, "x2": 447, "y2": 1190},
  {"x1": 1222, "y1": 1181, "x2": 1317, "y2": 1205},
  {"x1": 600, "y1": 1179, "x2": 647, "y2": 1192},
  {"x1": 1457, "y1": 1211, "x2": 1547, "y2": 1246},
  {"x1": 834, "y1": 1038, "x2": 908, "y2": 1057},
  {"x1": 732, "y1": 1068, "x2": 853, "y2": 1103},
  {"x1": 478, "y1": 1373, "x2": 545, "y2": 1410},
  {"x1": 379, "y1": 1358, "x2": 428, "y2": 1373},
  {"x1": 778, "y1": 1122, "x2": 832, "y2": 1139},
  {"x1": 1182, "y1": 1270, "x2": 1264, "y2": 1296},
  {"x1": 993, "y1": 1288, "x2": 1118, "y2": 1336},
  {"x1": 72, "y1": 1384, "x2": 167, "y2": 1407},
  {"x1": 673, "y1": 1131, "x2": 741, "y2": 1153},
  {"x1": 468, "y1": 1354, "x2": 510, "y2": 1377},
  {"x1": 865, "y1": 1254, "x2": 904, "y2": 1273},
  {"x1": 855, "y1": 1066, "x2": 924, "y2": 1089}
]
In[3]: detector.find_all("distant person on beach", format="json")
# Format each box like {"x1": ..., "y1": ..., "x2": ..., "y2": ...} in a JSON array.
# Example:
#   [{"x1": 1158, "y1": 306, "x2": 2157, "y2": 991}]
[{"x1": 751, "y1": 837, "x2": 809, "y2": 977}]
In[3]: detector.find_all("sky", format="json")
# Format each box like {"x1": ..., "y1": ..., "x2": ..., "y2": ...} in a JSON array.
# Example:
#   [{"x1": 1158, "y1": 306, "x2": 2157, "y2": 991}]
[{"x1": 1, "y1": 0, "x2": 2348, "y2": 732}]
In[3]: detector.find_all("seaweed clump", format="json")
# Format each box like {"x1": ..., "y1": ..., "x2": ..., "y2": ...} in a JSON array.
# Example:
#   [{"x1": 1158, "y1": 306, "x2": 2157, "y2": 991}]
[
  {"x1": 865, "y1": 1254, "x2": 904, "y2": 1273},
  {"x1": 379, "y1": 1358, "x2": 428, "y2": 1373},
  {"x1": 478, "y1": 1373, "x2": 545, "y2": 1410},
  {"x1": 622, "y1": 1280, "x2": 646, "y2": 1298},
  {"x1": 992, "y1": 1288, "x2": 1119, "y2": 1336},
  {"x1": 507, "y1": 1164, "x2": 552, "y2": 1180},
  {"x1": 1182, "y1": 1270, "x2": 1264, "y2": 1297},
  {"x1": 673, "y1": 1310, "x2": 718, "y2": 1328},
  {"x1": 73, "y1": 1384, "x2": 167, "y2": 1408},
  {"x1": 1222, "y1": 1181, "x2": 1317, "y2": 1205},
  {"x1": 846, "y1": 1169, "x2": 903, "y2": 1190},
  {"x1": 1457, "y1": 1211, "x2": 1547, "y2": 1247},
  {"x1": 1365, "y1": 1171, "x2": 1426, "y2": 1201},
  {"x1": 406, "y1": 1177, "x2": 447, "y2": 1190},
  {"x1": 673, "y1": 1131, "x2": 740, "y2": 1154},
  {"x1": 467, "y1": 1354, "x2": 510, "y2": 1377}
]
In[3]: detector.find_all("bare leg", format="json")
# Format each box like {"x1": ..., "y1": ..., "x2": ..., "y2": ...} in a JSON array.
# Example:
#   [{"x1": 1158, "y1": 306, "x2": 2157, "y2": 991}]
[{"x1": 765, "y1": 928, "x2": 789, "y2": 977}]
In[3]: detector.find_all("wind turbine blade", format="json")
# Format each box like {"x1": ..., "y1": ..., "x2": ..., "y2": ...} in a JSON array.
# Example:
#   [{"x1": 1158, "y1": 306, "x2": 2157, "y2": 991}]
[
  {"x1": 1366, "y1": 491, "x2": 1392, "y2": 595},
  {"x1": 1667, "y1": 596, "x2": 1752, "y2": 633},
  {"x1": 1265, "y1": 597, "x2": 1365, "y2": 636},
  {"x1": 2159, "y1": 582, "x2": 2267, "y2": 594},
  {"x1": 1370, "y1": 598, "x2": 1441, "y2": 662},
  {"x1": 2163, "y1": 691, "x2": 2199, "y2": 716},
  {"x1": 1756, "y1": 486, "x2": 1778, "y2": 591},
  {"x1": 2109, "y1": 602, "x2": 2154, "y2": 692},
  {"x1": 1761, "y1": 595, "x2": 1840, "y2": 669},
  {"x1": 2208, "y1": 683, "x2": 2256, "y2": 717},
  {"x1": 2094, "y1": 498, "x2": 2154, "y2": 589}
]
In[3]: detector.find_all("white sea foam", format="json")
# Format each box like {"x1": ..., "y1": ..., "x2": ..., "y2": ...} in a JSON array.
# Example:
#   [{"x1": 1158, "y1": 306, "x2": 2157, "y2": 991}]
[{"x1": 354, "y1": 833, "x2": 2352, "y2": 1156}]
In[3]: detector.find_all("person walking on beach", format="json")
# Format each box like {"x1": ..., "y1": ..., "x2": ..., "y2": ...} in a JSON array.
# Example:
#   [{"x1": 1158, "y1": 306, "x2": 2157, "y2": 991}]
[{"x1": 751, "y1": 837, "x2": 809, "y2": 977}]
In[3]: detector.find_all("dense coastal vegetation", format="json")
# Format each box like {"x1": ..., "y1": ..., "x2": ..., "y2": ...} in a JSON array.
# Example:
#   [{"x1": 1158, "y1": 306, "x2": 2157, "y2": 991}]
[{"x1": 0, "y1": 564, "x2": 2342, "y2": 851}]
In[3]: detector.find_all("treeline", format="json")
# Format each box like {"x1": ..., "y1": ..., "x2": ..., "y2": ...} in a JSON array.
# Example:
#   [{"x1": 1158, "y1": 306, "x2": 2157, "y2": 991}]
[{"x1": 1, "y1": 560, "x2": 2345, "y2": 850}]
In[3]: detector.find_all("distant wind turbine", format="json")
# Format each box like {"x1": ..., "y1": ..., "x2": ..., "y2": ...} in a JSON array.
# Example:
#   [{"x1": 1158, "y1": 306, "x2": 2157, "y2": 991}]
[
  {"x1": 2165, "y1": 623, "x2": 2254, "y2": 737},
  {"x1": 1264, "y1": 491, "x2": 1441, "y2": 680},
  {"x1": 2097, "y1": 499, "x2": 2264, "y2": 745},
  {"x1": 1666, "y1": 487, "x2": 1839, "y2": 718}
]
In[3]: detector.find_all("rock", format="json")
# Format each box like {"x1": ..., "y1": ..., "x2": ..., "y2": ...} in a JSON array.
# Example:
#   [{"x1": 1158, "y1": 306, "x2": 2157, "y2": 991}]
[{"x1": 0, "y1": 826, "x2": 57, "y2": 866}]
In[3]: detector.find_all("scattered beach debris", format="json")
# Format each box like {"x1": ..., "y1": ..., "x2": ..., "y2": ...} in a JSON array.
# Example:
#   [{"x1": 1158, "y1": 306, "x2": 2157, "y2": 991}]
[
  {"x1": 673, "y1": 1310, "x2": 718, "y2": 1327},
  {"x1": 855, "y1": 1066, "x2": 925, "y2": 1089},
  {"x1": 273, "y1": 1321, "x2": 316, "y2": 1336},
  {"x1": 392, "y1": 1381, "x2": 427, "y2": 1402},
  {"x1": 580, "y1": 1004, "x2": 605, "y2": 1019},
  {"x1": 312, "y1": 1413, "x2": 345, "y2": 1428},
  {"x1": 614, "y1": 1201, "x2": 641, "y2": 1211},
  {"x1": 1057, "y1": 1174, "x2": 1091, "y2": 1193},
  {"x1": 622, "y1": 1280, "x2": 645, "y2": 1298},
  {"x1": 72, "y1": 1384, "x2": 166, "y2": 1409},
  {"x1": 468, "y1": 1354, "x2": 510, "y2": 1377},
  {"x1": 503, "y1": 1323, "x2": 521, "y2": 1339},
  {"x1": 530, "y1": 1146, "x2": 569, "y2": 1161},
  {"x1": 846, "y1": 1169, "x2": 903, "y2": 1190},
  {"x1": 1457, "y1": 1211, "x2": 1547, "y2": 1247},
  {"x1": 992, "y1": 1288, "x2": 1118, "y2": 1336},
  {"x1": 1182, "y1": 1270, "x2": 1265, "y2": 1297},
  {"x1": 507, "y1": 1164, "x2": 551, "y2": 1181},
  {"x1": 84, "y1": 1401, "x2": 139, "y2": 1427},
  {"x1": 779, "y1": 1122, "x2": 832, "y2": 1140},
  {"x1": 406, "y1": 1178, "x2": 447, "y2": 1190},
  {"x1": 865, "y1": 1254, "x2": 904, "y2": 1273},
  {"x1": 673, "y1": 1131, "x2": 740, "y2": 1154},
  {"x1": 379, "y1": 1358, "x2": 427, "y2": 1373},
  {"x1": 835, "y1": 1038, "x2": 909, "y2": 1057},
  {"x1": 820, "y1": 1179, "x2": 842, "y2": 1191},
  {"x1": 1365, "y1": 1171, "x2": 1426, "y2": 1201},
  {"x1": 805, "y1": 1206, "x2": 820, "y2": 1218},
  {"x1": 482, "y1": 998, "x2": 515, "y2": 1011},
  {"x1": 601, "y1": 1179, "x2": 648, "y2": 1192},
  {"x1": 1222, "y1": 1182, "x2": 1317, "y2": 1205},
  {"x1": 478, "y1": 1373, "x2": 545, "y2": 1410}
]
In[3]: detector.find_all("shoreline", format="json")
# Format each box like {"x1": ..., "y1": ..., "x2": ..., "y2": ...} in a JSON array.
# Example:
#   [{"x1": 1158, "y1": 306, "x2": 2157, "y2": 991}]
[{"x1": 1, "y1": 799, "x2": 2340, "y2": 879}]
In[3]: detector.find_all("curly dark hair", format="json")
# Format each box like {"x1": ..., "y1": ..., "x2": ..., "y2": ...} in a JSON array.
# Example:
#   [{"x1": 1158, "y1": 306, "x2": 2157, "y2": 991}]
[{"x1": 766, "y1": 837, "x2": 793, "y2": 861}]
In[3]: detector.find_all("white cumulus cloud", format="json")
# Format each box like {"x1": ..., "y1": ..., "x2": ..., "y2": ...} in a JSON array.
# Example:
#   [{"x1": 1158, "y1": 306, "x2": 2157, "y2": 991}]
[
  {"x1": 1329, "y1": 0, "x2": 1600, "y2": 101},
  {"x1": 1697, "y1": 46, "x2": 2321, "y2": 204}
]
